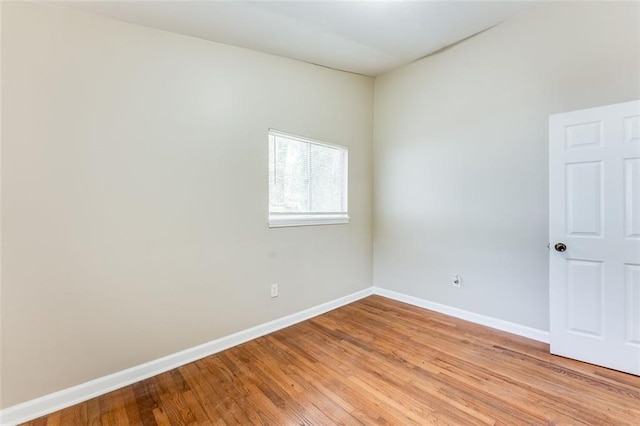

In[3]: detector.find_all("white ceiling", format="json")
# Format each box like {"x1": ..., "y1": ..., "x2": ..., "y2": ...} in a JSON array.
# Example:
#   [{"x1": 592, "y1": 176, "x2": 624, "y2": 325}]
[{"x1": 60, "y1": 1, "x2": 537, "y2": 76}]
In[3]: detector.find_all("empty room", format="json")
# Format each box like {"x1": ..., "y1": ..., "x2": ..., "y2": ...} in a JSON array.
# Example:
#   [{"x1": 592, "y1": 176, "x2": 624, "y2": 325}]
[{"x1": 1, "y1": 0, "x2": 639, "y2": 424}]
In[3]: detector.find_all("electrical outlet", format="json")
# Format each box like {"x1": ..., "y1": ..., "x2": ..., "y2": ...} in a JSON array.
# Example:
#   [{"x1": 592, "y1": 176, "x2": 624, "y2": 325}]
[
  {"x1": 452, "y1": 274, "x2": 462, "y2": 288},
  {"x1": 270, "y1": 284, "x2": 279, "y2": 298}
]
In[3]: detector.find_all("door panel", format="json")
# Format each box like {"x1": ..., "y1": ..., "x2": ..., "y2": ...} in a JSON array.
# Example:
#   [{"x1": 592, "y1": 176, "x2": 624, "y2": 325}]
[
  {"x1": 565, "y1": 161, "x2": 603, "y2": 236},
  {"x1": 566, "y1": 259, "x2": 603, "y2": 337},
  {"x1": 624, "y1": 115, "x2": 640, "y2": 144},
  {"x1": 550, "y1": 100, "x2": 640, "y2": 376},
  {"x1": 626, "y1": 264, "x2": 640, "y2": 346},
  {"x1": 625, "y1": 159, "x2": 640, "y2": 239},
  {"x1": 565, "y1": 121, "x2": 602, "y2": 149}
]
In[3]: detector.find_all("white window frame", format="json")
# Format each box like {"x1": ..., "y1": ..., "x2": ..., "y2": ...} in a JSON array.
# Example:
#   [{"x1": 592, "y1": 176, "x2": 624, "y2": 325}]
[{"x1": 268, "y1": 129, "x2": 349, "y2": 228}]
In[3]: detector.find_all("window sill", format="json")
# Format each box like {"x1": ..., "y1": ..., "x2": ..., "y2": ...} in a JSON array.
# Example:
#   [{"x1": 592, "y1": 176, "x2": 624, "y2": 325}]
[{"x1": 268, "y1": 214, "x2": 350, "y2": 228}]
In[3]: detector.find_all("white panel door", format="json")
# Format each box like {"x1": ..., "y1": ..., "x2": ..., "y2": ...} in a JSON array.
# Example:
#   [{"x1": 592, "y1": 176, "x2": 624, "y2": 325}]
[{"x1": 550, "y1": 100, "x2": 640, "y2": 376}]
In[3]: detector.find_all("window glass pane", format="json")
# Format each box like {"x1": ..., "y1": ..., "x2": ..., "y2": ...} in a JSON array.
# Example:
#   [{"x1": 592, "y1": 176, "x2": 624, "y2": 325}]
[
  {"x1": 269, "y1": 136, "x2": 309, "y2": 213},
  {"x1": 268, "y1": 130, "x2": 348, "y2": 226},
  {"x1": 310, "y1": 144, "x2": 345, "y2": 212}
]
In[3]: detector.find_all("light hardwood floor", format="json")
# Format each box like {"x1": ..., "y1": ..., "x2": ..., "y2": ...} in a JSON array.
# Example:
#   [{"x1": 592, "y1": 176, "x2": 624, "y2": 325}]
[{"x1": 23, "y1": 295, "x2": 640, "y2": 425}]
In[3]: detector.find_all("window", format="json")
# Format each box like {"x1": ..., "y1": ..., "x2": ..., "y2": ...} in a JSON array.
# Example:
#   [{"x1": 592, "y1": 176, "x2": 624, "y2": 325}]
[{"x1": 268, "y1": 129, "x2": 349, "y2": 227}]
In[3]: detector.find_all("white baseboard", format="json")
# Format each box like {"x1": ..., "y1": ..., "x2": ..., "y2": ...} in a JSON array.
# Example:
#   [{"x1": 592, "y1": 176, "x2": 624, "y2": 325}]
[
  {"x1": 373, "y1": 287, "x2": 549, "y2": 344},
  {"x1": 1, "y1": 286, "x2": 548, "y2": 425},
  {"x1": 0, "y1": 287, "x2": 374, "y2": 426}
]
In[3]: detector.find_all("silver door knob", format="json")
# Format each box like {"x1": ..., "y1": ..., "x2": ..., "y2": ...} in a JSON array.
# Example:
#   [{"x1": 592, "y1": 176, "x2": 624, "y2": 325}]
[{"x1": 554, "y1": 243, "x2": 567, "y2": 252}]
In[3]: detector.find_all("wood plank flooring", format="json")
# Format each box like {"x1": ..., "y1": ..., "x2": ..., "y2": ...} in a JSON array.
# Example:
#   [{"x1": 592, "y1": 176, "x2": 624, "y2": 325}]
[{"x1": 23, "y1": 295, "x2": 640, "y2": 425}]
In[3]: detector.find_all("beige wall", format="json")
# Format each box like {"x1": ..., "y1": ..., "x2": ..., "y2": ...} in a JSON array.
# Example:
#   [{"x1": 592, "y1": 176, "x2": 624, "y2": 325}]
[
  {"x1": 0, "y1": 2, "x2": 373, "y2": 407},
  {"x1": 3, "y1": 0, "x2": 640, "y2": 411},
  {"x1": 373, "y1": 1, "x2": 640, "y2": 331}
]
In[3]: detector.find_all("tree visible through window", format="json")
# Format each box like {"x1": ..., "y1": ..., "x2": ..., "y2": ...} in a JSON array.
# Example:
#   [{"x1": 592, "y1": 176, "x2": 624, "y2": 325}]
[{"x1": 268, "y1": 130, "x2": 349, "y2": 227}]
